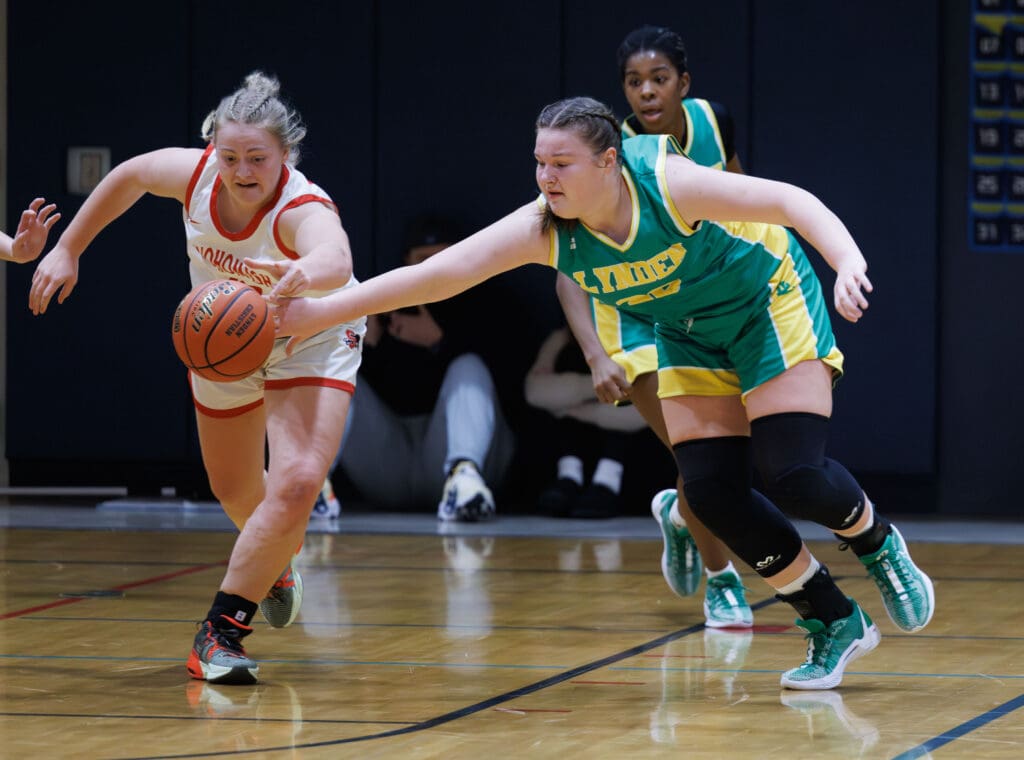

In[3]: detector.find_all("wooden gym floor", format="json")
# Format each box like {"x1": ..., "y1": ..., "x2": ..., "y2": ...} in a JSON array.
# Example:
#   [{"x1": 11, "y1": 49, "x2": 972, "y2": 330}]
[{"x1": 0, "y1": 495, "x2": 1022, "y2": 759}]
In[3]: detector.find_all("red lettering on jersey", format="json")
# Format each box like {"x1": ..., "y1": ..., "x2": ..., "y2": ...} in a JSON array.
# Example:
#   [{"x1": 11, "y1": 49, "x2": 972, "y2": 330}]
[{"x1": 194, "y1": 245, "x2": 274, "y2": 288}]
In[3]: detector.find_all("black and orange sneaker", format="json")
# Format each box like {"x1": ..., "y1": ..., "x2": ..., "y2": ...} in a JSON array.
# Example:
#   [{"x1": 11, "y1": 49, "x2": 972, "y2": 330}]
[{"x1": 186, "y1": 619, "x2": 258, "y2": 685}]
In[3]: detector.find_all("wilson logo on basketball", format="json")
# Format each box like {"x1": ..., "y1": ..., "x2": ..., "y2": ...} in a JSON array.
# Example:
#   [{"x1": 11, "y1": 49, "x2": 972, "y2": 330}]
[
  {"x1": 171, "y1": 279, "x2": 274, "y2": 382},
  {"x1": 190, "y1": 282, "x2": 239, "y2": 333}
]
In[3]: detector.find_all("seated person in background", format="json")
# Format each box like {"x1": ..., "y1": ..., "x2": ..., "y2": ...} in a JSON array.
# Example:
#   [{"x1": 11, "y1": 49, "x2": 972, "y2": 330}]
[
  {"x1": 525, "y1": 324, "x2": 650, "y2": 518},
  {"x1": 328, "y1": 215, "x2": 515, "y2": 522}
]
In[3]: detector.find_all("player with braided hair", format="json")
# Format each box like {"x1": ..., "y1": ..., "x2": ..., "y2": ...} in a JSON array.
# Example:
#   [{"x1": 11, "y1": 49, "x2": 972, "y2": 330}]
[{"x1": 28, "y1": 71, "x2": 364, "y2": 685}]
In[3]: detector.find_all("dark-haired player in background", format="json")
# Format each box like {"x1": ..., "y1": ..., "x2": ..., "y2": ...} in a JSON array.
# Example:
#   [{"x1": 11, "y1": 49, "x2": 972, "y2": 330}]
[{"x1": 556, "y1": 25, "x2": 752, "y2": 628}]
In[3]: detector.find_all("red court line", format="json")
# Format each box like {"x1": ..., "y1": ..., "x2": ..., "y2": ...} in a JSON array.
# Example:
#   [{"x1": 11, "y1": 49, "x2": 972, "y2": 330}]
[{"x1": 0, "y1": 561, "x2": 228, "y2": 620}]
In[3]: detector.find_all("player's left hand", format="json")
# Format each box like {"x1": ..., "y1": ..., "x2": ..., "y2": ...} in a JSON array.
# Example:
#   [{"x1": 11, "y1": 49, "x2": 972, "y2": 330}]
[
  {"x1": 244, "y1": 257, "x2": 312, "y2": 299},
  {"x1": 833, "y1": 264, "x2": 872, "y2": 323},
  {"x1": 10, "y1": 198, "x2": 60, "y2": 264}
]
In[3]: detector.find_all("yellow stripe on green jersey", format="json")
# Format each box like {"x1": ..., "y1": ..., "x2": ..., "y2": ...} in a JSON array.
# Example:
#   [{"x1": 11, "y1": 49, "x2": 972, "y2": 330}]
[
  {"x1": 548, "y1": 134, "x2": 842, "y2": 397},
  {"x1": 602, "y1": 98, "x2": 732, "y2": 378}
]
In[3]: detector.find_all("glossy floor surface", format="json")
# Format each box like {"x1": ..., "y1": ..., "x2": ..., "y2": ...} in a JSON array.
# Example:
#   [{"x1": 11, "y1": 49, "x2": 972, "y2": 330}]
[{"x1": 1, "y1": 497, "x2": 1022, "y2": 759}]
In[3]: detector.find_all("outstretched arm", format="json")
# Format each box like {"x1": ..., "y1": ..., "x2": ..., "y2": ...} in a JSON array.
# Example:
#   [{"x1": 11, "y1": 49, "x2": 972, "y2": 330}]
[
  {"x1": 1, "y1": 198, "x2": 61, "y2": 263},
  {"x1": 28, "y1": 148, "x2": 200, "y2": 315},
  {"x1": 665, "y1": 156, "x2": 872, "y2": 322},
  {"x1": 265, "y1": 202, "x2": 550, "y2": 350}
]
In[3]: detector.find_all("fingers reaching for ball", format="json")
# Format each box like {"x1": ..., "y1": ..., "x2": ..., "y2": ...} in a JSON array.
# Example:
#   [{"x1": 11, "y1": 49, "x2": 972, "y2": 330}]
[{"x1": 244, "y1": 257, "x2": 310, "y2": 300}]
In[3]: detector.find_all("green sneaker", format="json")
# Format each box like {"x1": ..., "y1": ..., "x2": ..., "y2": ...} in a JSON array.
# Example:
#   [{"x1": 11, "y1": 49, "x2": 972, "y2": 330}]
[
  {"x1": 858, "y1": 526, "x2": 934, "y2": 632},
  {"x1": 704, "y1": 569, "x2": 754, "y2": 628},
  {"x1": 651, "y1": 489, "x2": 702, "y2": 596},
  {"x1": 780, "y1": 600, "x2": 880, "y2": 690}
]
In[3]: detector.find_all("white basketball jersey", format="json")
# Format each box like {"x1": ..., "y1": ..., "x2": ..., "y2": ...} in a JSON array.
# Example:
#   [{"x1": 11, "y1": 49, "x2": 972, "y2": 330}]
[{"x1": 182, "y1": 144, "x2": 357, "y2": 297}]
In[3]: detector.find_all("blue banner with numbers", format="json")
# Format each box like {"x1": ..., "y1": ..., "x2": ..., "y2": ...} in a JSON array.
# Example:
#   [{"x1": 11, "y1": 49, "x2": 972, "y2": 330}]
[{"x1": 970, "y1": 0, "x2": 1024, "y2": 251}]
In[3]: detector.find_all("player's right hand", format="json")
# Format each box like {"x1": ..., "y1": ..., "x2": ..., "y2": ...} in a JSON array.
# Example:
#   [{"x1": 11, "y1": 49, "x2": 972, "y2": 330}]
[
  {"x1": 589, "y1": 353, "x2": 631, "y2": 404},
  {"x1": 29, "y1": 246, "x2": 79, "y2": 315}
]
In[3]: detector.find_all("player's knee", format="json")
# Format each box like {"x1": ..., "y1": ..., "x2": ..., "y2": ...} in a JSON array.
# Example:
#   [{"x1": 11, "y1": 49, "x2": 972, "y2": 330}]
[
  {"x1": 751, "y1": 412, "x2": 866, "y2": 528},
  {"x1": 673, "y1": 436, "x2": 752, "y2": 535},
  {"x1": 764, "y1": 461, "x2": 865, "y2": 529},
  {"x1": 674, "y1": 437, "x2": 805, "y2": 576},
  {"x1": 273, "y1": 467, "x2": 324, "y2": 512}
]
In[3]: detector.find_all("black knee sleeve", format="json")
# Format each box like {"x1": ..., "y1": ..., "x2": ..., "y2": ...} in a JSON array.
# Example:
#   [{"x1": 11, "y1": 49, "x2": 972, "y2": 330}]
[
  {"x1": 673, "y1": 437, "x2": 803, "y2": 577},
  {"x1": 751, "y1": 412, "x2": 866, "y2": 531}
]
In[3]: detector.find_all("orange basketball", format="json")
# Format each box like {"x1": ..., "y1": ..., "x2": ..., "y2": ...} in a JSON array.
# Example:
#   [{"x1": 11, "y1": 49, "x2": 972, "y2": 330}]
[{"x1": 171, "y1": 279, "x2": 275, "y2": 382}]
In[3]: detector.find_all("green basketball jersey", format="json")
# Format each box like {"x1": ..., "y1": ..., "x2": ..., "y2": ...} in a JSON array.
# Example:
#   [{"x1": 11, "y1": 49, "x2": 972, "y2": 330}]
[
  {"x1": 622, "y1": 98, "x2": 728, "y2": 169},
  {"x1": 549, "y1": 134, "x2": 792, "y2": 329}
]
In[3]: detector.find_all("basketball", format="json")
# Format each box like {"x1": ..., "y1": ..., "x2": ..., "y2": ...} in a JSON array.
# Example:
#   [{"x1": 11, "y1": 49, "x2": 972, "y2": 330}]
[{"x1": 171, "y1": 279, "x2": 275, "y2": 382}]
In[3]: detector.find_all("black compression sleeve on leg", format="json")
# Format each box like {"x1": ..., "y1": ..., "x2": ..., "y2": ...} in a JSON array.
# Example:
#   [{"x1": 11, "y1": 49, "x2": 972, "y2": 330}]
[
  {"x1": 751, "y1": 412, "x2": 866, "y2": 530},
  {"x1": 673, "y1": 437, "x2": 803, "y2": 578}
]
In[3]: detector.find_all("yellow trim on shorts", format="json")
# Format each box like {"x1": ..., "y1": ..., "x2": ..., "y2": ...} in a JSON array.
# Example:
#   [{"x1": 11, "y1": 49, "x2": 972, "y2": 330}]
[
  {"x1": 657, "y1": 365, "x2": 742, "y2": 398},
  {"x1": 593, "y1": 299, "x2": 621, "y2": 353},
  {"x1": 609, "y1": 346, "x2": 659, "y2": 384},
  {"x1": 767, "y1": 256, "x2": 815, "y2": 369},
  {"x1": 820, "y1": 348, "x2": 845, "y2": 383}
]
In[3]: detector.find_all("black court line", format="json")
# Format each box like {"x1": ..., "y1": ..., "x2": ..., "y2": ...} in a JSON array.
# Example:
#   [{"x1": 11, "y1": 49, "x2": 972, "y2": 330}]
[
  {"x1": 102, "y1": 589, "x2": 1021, "y2": 760},
  {"x1": 890, "y1": 692, "x2": 1024, "y2": 760},
  {"x1": 115, "y1": 598, "x2": 782, "y2": 760}
]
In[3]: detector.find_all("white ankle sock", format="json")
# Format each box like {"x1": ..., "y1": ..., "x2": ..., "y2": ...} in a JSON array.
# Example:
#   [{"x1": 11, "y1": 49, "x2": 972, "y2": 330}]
[
  {"x1": 557, "y1": 455, "x2": 584, "y2": 484},
  {"x1": 706, "y1": 560, "x2": 738, "y2": 579},
  {"x1": 591, "y1": 458, "x2": 624, "y2": 493},
  {"x1": 775, "y1": 557, "x2": 821, "y2": 596}
]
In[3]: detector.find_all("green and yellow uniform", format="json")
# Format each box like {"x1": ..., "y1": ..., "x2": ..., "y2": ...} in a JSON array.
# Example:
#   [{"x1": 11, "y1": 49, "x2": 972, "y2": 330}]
[
  {"x1": 593, "y1": 99, "x2": 735, "y2": 382},
  {"x1": 546, "y1": 134, "x2": 842, "y2": 399}
]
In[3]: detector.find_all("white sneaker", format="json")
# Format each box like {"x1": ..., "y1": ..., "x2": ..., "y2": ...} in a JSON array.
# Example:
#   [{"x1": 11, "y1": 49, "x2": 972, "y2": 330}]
[
  {"x1": 310, "y1": 477, "x2": 341, "y2": 520},
  {"x1": 437, "y1": 461, "x2": 495, "y2": 522}
]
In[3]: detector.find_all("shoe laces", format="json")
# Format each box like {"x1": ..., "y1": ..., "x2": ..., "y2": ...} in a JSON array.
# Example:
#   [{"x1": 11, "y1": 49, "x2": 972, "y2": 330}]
[
  {"x1": 872, "y1": 551, "x2": 919, "y2": 594},
  {"x1": 271, "y1": 567, "x2": 296, "y2": 594},
  {"x1": 707, "y1": 573, "x2": 744, "y2": 592},
  {"x1": 796, "y1": 618, "x2": 833, "y2": 666},
  {"x1": 204, "y1": 622, "x2": 248, "y2": 655}
]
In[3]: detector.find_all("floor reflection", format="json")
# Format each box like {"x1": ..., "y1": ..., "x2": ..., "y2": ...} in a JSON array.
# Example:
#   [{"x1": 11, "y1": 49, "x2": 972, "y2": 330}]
[
  {"x1": 779, "y1": 689, "x2": 881, "y2": 757},
  {"x1": 649, "y1": 628, "x2": 754, "y2": 743}
]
